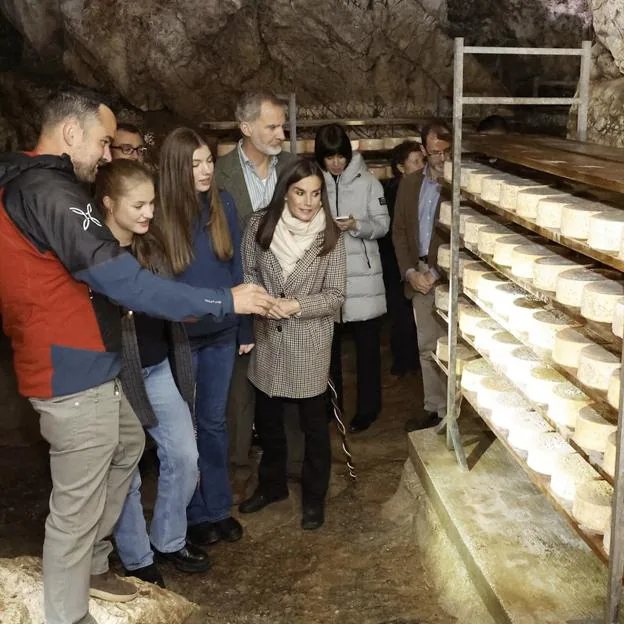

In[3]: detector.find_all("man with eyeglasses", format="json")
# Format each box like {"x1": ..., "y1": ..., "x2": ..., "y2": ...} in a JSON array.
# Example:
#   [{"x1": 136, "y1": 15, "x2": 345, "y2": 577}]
[
  {"x1": 111, "y1": 122, "x2": 147, "y2": 162},
  {"x1": 392, "y1": 119, "x2": 452, "y2": 432}
]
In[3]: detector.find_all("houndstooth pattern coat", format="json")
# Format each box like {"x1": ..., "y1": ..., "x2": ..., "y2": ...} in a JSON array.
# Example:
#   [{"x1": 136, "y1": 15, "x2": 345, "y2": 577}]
[{"x1": 242, "y1": 213, "x2": 347, "y2": 399}]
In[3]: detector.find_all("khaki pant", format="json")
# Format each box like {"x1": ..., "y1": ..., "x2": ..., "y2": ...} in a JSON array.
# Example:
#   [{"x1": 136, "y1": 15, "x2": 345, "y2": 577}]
[
  {"x1": 31, "y1": 380, "x2": 144, "y2": 624},
  {"x1": 412, "y1": 271, "x2": 447, "y2": 414},
  {"x1": 228, "y1": 353, "x2": 304, "y2": 476}
]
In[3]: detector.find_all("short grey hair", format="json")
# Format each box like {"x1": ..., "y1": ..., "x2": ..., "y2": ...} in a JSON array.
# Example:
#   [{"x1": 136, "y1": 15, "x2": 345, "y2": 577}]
[
  {"x1": 42, "y1": 88, "x2": 107, "y2": 130},
  {"x1": 235, "y1": 91, "x2": 285, "y2": 123}
]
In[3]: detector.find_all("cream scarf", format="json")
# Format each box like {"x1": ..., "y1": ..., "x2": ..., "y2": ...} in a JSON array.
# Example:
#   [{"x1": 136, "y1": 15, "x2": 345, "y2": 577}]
[{"x1": 270, "y1": 204, "x2": 326, "y2": 280}]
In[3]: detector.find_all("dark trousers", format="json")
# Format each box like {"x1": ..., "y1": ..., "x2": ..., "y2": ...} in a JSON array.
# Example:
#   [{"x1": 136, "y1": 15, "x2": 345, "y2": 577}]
[
  {"x1": 255, "y1": 389, "x2": 331, "y2": 507},
  {"x1": 388, "y1": 285, "x2": 420, "y2": 375},
  {"x1": 330, "y1": 317, "x2": 382, "y2": 418}
]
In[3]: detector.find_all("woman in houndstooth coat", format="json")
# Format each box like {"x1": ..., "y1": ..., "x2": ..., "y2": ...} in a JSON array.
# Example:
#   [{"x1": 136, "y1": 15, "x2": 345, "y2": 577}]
[{"x1": 239, "y1": 157, "x2": 346, "y2": 530}]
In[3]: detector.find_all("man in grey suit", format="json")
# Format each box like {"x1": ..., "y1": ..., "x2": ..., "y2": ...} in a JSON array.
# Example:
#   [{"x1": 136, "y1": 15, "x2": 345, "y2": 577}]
[{"x1": 214, "y1": 91, "x2": 302, "y2": 496}]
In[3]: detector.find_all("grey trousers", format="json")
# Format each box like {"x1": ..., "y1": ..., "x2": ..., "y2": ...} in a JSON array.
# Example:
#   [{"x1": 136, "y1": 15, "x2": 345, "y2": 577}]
[
  {"x1": 31, "y1": 380, "x2": 145, "y2": 624},
  {"x1": 227, "y1": 353, "x2": 304, "y2": 476},
  {"x1": 412, "y1": 284, "x2": 447, "y2": 414}
]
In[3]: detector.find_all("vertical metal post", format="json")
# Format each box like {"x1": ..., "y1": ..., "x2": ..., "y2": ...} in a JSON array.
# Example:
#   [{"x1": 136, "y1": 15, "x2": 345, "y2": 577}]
[
  {"x1": 577, "y1": 40, "x2": 591, "y2": 142},
  {"x1": 288, "y1": 92, "x2": 297, "y2": 155},
  {"x1": 605, "y1": 345, "x2": 624, "y2": 623},
  {"x1": 445, "y1": 37, "x2": 468, "y2": 471}
]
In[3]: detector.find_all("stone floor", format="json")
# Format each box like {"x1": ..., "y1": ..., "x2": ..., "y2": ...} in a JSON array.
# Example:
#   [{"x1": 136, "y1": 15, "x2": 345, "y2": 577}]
[{"x1": 0, "y1": 333, "x2": 459, "y2": 624}]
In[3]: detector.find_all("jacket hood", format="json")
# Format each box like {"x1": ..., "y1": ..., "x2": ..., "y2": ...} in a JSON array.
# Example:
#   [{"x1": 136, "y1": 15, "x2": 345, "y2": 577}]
[
  {"x1": 340, "y1": 151, "x2": 368, "y2": 185},
  {"x1": 0, "y1": 152, "x2": 74, "y2": 188}
]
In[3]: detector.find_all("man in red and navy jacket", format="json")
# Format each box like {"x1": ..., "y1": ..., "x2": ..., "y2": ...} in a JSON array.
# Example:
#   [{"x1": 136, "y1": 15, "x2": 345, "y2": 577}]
[{"x1": 0, "y1": 88, "x2": 275, "y2": 624}]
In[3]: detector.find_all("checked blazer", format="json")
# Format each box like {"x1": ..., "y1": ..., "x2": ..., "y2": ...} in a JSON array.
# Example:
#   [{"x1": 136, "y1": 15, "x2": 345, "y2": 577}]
[{"x1": 242, "y1": 212, "x2": 347, "y2": 399}]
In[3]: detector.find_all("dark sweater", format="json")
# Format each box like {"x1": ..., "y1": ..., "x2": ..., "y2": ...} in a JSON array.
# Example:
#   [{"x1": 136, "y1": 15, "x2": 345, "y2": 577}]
[{"x1": 176, "y1": 190, "x2": 253, "y2": 347}]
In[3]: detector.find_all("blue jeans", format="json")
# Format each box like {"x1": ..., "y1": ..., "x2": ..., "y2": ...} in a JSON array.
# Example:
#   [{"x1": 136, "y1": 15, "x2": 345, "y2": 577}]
[
  {"x1": 187, "y1": 340, "x2": 237, "y2": 525},
  {"x1": 114, "y1": 358, "x2": 199, "y2": 568}
]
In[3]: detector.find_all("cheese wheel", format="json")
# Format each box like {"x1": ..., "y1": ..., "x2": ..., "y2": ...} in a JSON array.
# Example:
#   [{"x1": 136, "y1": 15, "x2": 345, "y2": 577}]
[
  {"x1": 459, "y1": 209, "x2": 483, "y2": 235},
  {"x1": 467, "y1": 169, "x2": 499, "y2": 194},
  {"x1": 444, "y1": 160, "x2": 476, "y2": 184},
  {"x1": 443, "y1": 161, "x2": 453, "y2": 182},
  {"x1": 572, "y1": 480, "x2": 612, "y2": 533},
  {"x1": 612, "y1": 298, "x2": 624, "y2": 338},
  {"x1": 463, "y1": 262, "x2": 494, "y2": 291},
  {"x1": 481, "y1": 174, "x2": 517, "y2": 204},
  {"x1": 607, "y1": 369, "x2": 620, "y2": 410},
  {"x1": 587, "y1": 210, "x2": 624, "y2": 253},
  {"x1": 547, "y1": 382, "x2": 591, "y2": 428},
  {"x1": 525, "y1": 366, "x2": 566, "y2": 406},
  {"x1": 510, "y1": 244, "x2": 558, "y2": 279},
  {"x1": 580, "y1": 280, "x2": 624, "y2": 324},
  {"x1": 488, "y1": 331, "x2": 522, "y2": 369},
  {"x1": 477, "y1": 273, "x2": 508, "y2": 305},
  {"x1": 577, "y1": 345, "x2": 620, "y2": 390},
  {"x1": 436, "y1": 336, "x2": 449, "y2": 362},
  {"x1": 552, "y1": 328, "x2": 594, "y2": 369},
  {"x1": 527, "y1": 432, "x2": 575, "y2": 475},
  {"x1": 603, "y1": 431, "x2": 617, "y2": 478},
  {"x1": 477, "y1": 376, "x2": 516, "y2": 411},
  {"x1": 464, "y1": 215, "x2": 496, "y2": 246},
  {"x1": 499, "y1": 179, "x2": 543, "y2": 212},
  {"x1": 493, "y1": 234, "x2": 532, "y2": 267},
  {"x1": 459, "y1": 305, "x2": 489, "y2": 337},
  {"x1": 473, "y1": 319, "x2": 505, "y2": 354},
  {"x1": 477, "y1": 225, "x2": 514, "y2": 256},
  {"x1": 490, "y1": 394, "x2": 533, "y2": 431},
  {"x1": 574, "y1": 405, "x2": 617, "y2": 452},
  {"x1": 508, "y1": 298, "x2": 544, "y2": 330},
  {"x1": 437, "y1": 244, "x2": 451, "y2": 270},
  {"x1": 461, "y1": 358, "x2": 494, "y2": 393},
  {"x1": 555, "y1": 268, "x2": 620, "y2": 308},
  {"x1": 536, "y1": 196, "x2": 584, "y2": 230},
  {"x1": 551, "y1": 453, "x2": 601, "y2": 502},
  {"x1": 383, "y1": 137, "x2": 403, "y2": 149},
  {"x1": 350, "y1": 139, "x2": 360, "y2": 151},
  {"x1": 533, "y1": 256, "x2": 589, "y2": 292},
  {"x1": 439, "y1": 201, "x2": 476, "y2": 228},
  {"x1": 516, "y1": 187, "x2": 564, "y2": 220},
  {"x1": 491, "y1": 282, "x2": 526, "y2": 319},
  {"x1": 508, "y1": 412, "x2": 552, "y2": 452},
  {"x1": 359, "y1": 138, "x2": 384, "y2": 150},
  {"x1": 527, "y1": 310, "x2": 577, "y2": 353},
  {"x1": 560, "y1": 202, "x2": 605, "y2": 239},
  {"x1": 506, "y1": 346, "x2": 542, "y2": 388},
  {"x1": 217, "y1": 141, "x2": 236, "y2": 156},
  {"x1": 434, "y1": 284, "x2": 449, "y2": 312}
]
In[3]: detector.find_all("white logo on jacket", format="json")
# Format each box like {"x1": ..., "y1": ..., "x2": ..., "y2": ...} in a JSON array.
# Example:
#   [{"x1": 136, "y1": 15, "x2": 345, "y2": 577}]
[{"x1": 69, "y1": 203, "x2": 102, "y2": 230}]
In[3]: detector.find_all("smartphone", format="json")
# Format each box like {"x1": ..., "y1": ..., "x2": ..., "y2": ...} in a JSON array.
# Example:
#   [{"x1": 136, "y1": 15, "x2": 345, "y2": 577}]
[{"x1": 335, "y1": 216, "x2": 350, "y2": 221}]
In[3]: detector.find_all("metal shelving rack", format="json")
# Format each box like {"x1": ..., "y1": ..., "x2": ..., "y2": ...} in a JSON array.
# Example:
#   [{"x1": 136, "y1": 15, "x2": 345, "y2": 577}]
[{"x1": 445, "y1": 37, "x2": 624, "y2": 623}]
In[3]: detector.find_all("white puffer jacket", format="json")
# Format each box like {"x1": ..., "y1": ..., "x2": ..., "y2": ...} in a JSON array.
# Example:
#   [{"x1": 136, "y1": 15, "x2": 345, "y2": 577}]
[{"x1": 323, "y1": 152, "x2": 389, "y2": 322}]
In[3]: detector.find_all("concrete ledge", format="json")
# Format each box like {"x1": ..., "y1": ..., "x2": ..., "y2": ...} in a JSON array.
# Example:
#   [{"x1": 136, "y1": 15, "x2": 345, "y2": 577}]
[
  {"x1": 0, "y1": 556, "x2": 197, "y2": 624},
  {"x1": 408, "y1": 417, "x2": 612, "y2": 624}
]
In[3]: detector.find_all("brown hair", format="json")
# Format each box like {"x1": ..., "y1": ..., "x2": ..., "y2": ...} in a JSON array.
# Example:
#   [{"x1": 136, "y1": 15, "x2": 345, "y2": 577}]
[
  {"x1": 256, "y1": 157, "x2": 340, "y2": 256},
  {"x1": 95, "y1": 159, "x2": 168, "y2": 273},
  {"x1": 157, "y1": 127, "x2": 233, "y2": 274}
]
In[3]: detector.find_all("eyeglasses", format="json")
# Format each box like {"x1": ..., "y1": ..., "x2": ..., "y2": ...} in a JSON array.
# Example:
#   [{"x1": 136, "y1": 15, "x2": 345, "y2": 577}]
[
  {"x1": 426, "y1": 148, "x2": 451, "y2": 158},
  {"x1": 111, "y1": 144, "x2": 148, "y2": 156}
]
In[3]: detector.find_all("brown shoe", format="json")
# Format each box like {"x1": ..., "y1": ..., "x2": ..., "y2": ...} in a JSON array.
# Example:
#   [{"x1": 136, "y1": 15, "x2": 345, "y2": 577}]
[{"x1": 89, "y1": 570, "x2": 138, "y2": 603}]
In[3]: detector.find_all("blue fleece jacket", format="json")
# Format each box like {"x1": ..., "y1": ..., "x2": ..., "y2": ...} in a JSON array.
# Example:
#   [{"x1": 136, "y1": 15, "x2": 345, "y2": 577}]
[{"x1": 175, "y1": 190, "x2": 253, "y2": 346}]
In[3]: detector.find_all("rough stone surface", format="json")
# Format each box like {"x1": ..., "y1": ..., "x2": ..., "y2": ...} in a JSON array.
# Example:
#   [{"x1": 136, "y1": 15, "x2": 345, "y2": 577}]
[{"x1": 0, "y1": 556, "x2": 197, "y2": 624}]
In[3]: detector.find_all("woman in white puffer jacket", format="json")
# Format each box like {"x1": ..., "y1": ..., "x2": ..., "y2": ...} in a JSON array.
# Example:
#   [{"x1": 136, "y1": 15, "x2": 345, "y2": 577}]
[{"x1": 314, "y1": 124, "x2": 390, "y2": 433}]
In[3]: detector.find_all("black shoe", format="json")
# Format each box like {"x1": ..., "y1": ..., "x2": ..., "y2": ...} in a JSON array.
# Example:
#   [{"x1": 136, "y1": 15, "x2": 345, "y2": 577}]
[
  {"x1": 405, "y1": 412, "x2": 442, "y2": 432},
  {"x1": 152, "y1": 543, "x2": 211, "y2": 573},
  {"x1": 348, "y1": 413, "x2": 377, "y2": 433},
  {"x1": 238, "y1": 489, "x2": 289, "y2": 514},
  {"x1": 301, "y1": 505, "x2": 324, "y2": 530},
  {"x1": 124, "y1": 563, "x2": 166, "y2": 588},
  {"x1": 213, "y1": 517, "x2": 243, "y2": 542},
  {"x1": 187, "y1": 522, "x2": 220, "y2": 546}
]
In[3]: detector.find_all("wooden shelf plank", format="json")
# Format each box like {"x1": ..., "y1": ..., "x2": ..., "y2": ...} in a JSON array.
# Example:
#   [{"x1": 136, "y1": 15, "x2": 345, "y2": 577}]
[{"x1": 464, "y1": 134, "x2": 624, "y2": 195}]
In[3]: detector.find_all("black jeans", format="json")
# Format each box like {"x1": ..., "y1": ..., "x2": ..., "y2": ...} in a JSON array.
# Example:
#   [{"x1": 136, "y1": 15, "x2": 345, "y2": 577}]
[
  {"x1": 330, "y1": 317, "x2": 382, "y2": 418},
  {"x1": 254, "y1": 388, "x2": 330, "y2": 508}
]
